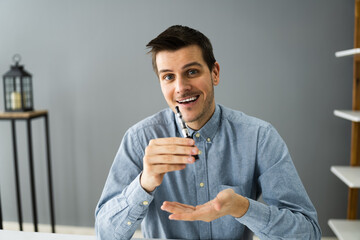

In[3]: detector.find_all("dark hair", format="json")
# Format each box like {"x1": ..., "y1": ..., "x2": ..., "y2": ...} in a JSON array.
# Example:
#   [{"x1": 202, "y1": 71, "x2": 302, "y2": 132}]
[{"x1": 146, "y1": 25, "x2": 216, "y2": 74}]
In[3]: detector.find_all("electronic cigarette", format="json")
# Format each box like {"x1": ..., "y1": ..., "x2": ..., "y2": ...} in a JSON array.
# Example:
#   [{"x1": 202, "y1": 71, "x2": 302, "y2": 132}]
[{"x1": 175, "y1": 106, "x2": 199, "y2": 160}]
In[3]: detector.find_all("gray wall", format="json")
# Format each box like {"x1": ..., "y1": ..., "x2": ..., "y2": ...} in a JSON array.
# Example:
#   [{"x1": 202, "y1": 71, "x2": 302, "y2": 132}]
[{"x1": 0, "y1": 0, "x2": 355, "y2": 236}]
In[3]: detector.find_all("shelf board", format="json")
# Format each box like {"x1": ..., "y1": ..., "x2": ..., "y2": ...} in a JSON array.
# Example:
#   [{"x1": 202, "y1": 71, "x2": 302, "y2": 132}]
[
  {"x1": 328, "y1": 219, "x2": 360, "y2": 240},
  {"x1": 334, "y1": 110, "x2": 360, "y2": 122},
  {"x1": 331, "y1": 166, "x2": 360, "y2": 188},
  {"x1": 335, "y1": 48, "x2": 360, "y2": 57}
]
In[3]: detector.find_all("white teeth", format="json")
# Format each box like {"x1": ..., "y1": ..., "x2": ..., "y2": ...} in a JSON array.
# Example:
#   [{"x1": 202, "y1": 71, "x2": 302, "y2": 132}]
[{"x1": 178, "y1": 96, "x2": 197, "y2": 103}]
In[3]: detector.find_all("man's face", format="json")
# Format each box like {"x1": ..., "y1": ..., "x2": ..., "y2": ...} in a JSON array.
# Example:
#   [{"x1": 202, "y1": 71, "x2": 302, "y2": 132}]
[{"x1": 156, "y1": 45, "x2": 220, "y2": 130}]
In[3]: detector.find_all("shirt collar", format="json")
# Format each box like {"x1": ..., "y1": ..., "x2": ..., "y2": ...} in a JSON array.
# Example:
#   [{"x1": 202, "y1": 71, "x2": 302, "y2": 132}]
[{"x1": 175, "y1": 104, "x2": 221, "y2": 142}]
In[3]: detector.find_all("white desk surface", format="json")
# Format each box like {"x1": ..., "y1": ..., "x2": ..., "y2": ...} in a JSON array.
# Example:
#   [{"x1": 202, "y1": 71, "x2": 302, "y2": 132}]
[
  {"x1": 0, "y1": 230, "x2": 96, "y2": 240},
  {"x1": 0, "y1": 230, "x2": 154, "y2": 240}
]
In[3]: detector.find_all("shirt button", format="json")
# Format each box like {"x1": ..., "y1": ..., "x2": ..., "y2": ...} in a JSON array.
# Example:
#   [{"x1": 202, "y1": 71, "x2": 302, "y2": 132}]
[
  {"x1": 199, "y1": 182, "x2": 205, "y2": 187},
  {"x1": 206, "y1": 138, "x2": 211, "y2": 142},
  {"x1": 195, "y1": 133, "x2": 200, "y2": 138},
  {"x1": 142, "y1": 201, "x2": 149, "y2": 205},
  {"x1": 127, "y1": 221, "x2": 132, "y2": 226},
  {"x1": 198, "y1": 150, "x2": 202, "y2": 155}
]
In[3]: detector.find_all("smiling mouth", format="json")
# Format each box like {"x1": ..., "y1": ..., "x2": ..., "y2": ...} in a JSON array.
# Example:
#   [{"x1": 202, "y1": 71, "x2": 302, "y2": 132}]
[{"x1": 176, "y1": 95, "x2": 199, "y2": 104}]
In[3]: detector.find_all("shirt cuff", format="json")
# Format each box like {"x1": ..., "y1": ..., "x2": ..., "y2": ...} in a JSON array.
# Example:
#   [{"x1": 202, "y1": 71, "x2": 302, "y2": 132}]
[
  {"x1": 126, "y1": 173, "x2": 155, "y2": 211},
  {"x1": 236, "y1": 198, "x2": 270, "y2": 233}
]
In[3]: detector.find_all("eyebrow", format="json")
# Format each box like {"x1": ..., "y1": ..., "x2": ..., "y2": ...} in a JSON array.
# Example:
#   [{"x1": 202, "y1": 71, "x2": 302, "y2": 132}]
[
  {"x1": 158, "y1": 62, "x2": 203, "y2": 75},
  {"x1": 182, "y1": 62, "x2": 203, "y2": 69}
]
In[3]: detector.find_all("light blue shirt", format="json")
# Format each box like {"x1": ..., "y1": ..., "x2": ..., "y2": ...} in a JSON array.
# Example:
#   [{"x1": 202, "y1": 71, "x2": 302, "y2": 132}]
[{"x1": 95, "y1": 104, "x2": 321, "y2": 239}]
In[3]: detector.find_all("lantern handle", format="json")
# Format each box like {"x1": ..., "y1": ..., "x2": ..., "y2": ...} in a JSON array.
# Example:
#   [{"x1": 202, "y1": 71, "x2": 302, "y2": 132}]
[{"x1": 13, "y1": 54, "x2": 21, "y2": 65}]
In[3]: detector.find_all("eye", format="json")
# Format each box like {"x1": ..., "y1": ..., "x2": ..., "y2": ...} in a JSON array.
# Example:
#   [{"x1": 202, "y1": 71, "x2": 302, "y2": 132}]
[
  {"x1": 162, "y1": 74, "x2": 175, "y2": 81},
  {"x1": 187, "y1": 69, "x2": 199, "y2": 77}
]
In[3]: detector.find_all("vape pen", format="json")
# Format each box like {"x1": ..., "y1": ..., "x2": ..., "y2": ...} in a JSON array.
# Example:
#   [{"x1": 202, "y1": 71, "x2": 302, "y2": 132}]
[{"x1": 175, "y1": 106, "x2": 199, "y2": 160}]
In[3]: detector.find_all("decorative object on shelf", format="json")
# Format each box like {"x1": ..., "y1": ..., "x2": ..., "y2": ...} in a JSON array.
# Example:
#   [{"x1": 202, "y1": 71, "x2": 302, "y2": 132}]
[{"x1": 2, "y1": 54, "x2": 34, "y2": 112}]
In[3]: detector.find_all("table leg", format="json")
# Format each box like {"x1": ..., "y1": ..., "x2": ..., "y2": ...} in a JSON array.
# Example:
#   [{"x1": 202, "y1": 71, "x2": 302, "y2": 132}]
[
  {"x1": 44, "y1": 114, "x2": 55, "y2": 233},
  {"x1": 11, "y1": 120, "x2": 23, "y2": 231},
  {"x1": 0, "y1": 189, "x2": 3, "y2": 229},
  {"x1": 26, "y1": 119, "x2": 38, "y2": 232}
]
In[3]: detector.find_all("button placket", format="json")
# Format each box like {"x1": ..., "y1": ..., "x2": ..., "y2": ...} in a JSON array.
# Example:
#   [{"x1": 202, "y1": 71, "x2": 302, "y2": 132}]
[{"x1": 196, "y1": 139, "x2": 211, "y2": 239}]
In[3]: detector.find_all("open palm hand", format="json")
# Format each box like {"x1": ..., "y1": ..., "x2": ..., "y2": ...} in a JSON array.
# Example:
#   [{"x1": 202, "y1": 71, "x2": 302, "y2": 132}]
[{"x1": 161, "y1": 188, "x2": 248, "y2": 222}]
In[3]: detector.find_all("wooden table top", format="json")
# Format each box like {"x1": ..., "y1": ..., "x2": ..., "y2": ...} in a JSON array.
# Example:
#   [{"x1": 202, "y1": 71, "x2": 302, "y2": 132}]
[{"x1": 0, "y1": 110, "x2": 48, "y2": 119}]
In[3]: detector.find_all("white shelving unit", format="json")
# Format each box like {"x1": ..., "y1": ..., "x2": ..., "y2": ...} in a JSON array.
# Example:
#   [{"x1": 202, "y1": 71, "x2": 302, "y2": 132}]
[
  {"x1": 331, "y1": 166, "x2": 360, "y2": 188},
  {"x1": 329, "y1": 1, "x2": 360, "y2": 239},
  {"x1": 328, "y1": 219, "x2": 360, "y2": 240},
  {"x1": 334, "y1": 110, "x2": 360, "y2": 122},
  {"x1": 331, "y1": 111, "x2": 360, "y2": 238},
  {"x1": 335, "y1": 48, "x2": 360, "y2": 57}
]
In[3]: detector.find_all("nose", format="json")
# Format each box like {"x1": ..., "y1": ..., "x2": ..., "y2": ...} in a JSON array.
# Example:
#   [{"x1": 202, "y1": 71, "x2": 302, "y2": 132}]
[{"x1": 175, "y1": 76, "x2": 191, "y2": 94}]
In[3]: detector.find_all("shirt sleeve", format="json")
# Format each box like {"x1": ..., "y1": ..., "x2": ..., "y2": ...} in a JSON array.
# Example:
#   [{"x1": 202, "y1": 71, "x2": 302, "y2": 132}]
[
  {"x1": 95, "y1": 129, "x2": 153, "y2": 240},
  {"x1": 236, "y1": 125, "x2": 322, "y2": 239}
]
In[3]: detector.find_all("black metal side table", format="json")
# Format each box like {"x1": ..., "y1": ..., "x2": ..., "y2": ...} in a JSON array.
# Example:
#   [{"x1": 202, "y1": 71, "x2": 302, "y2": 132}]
[{"x1": 0, "y1": 110, "x2": 55, "y2": 233}]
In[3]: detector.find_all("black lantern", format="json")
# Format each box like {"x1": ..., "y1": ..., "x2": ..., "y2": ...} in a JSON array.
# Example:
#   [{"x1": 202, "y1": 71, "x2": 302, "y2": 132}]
[{"x1": 3, "y1": 54, "x2": 34, "y2": 112}]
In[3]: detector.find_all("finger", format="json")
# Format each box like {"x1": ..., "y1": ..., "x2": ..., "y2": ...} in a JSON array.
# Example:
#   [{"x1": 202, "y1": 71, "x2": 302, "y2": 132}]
[
  {"x1": 161, "y1": 201, "x2": 195, "y2": 213},
  {"x1": 145, "y1": 154, "x2": 195, "y2": 165},
  {"x1": 170, "y1": 211, "x2": 219, "y2": 222},
  {"x1": 146, "y1": 144, "x2": 198, "y2": 156},
  {"x1": 169, "y1": 212, "x2": 197, "y2": 221},
  {"x1": 149, "y1": 137, "x2": 195, "y2": 146},
  {"x1": 166, "y1": 201, "x2": 196, "y2": 209},
  {"x1": 168, "y1": 210, "x2": 212, "y2": 221},
  {"x1": 167, "y1": 203, "x2": 221, "y2": 222},
  {"x1": 182, "y1": 205, "x2": 219, "y2": 222},
  {"x1": 148, "y1": 164, "x2": 186, "y2": 175}
]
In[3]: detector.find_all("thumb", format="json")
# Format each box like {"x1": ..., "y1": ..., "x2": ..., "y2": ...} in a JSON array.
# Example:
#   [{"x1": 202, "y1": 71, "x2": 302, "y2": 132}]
[
  {"x1": 214, "y1": 188, "x2": 235, "y2": 212},
  {"x1": 213, "y1": 196, "x2": 222, "y2": 211}
]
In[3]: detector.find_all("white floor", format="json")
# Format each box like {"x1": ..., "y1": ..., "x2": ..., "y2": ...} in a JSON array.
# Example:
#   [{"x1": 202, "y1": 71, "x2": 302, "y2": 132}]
[{"x1": 3, "y1": 221, "x2": 337, "y2": 239}]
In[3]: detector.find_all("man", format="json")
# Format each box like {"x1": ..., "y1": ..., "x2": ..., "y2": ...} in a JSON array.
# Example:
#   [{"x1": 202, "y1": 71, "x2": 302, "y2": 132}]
[{"x1": 95, "y1": 25, "x2": 321, "y2": 239}]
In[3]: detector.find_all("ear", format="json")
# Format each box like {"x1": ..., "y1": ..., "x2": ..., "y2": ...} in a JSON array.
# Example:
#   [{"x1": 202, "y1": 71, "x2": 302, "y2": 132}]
[{"x1": 212, "y1": 62, "x2": 220, "y2": 86}]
